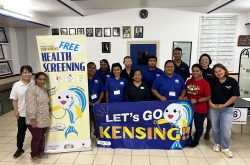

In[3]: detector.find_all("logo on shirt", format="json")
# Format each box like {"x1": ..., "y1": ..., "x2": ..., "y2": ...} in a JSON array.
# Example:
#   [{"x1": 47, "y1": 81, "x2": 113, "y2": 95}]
[
  {"x1": 174, "y1": 79, "x2": 180, "y2": 83},
  {"x1": 140, "y1": 86, "x2": 145, "y2": 90},
  {"x1": 187, "y1": 84, "x2": 200, "y2": 95},
  {"x1": 156, "y1": 74, "x2": 160, "y2": 77},
  {"x1": 94, "y1": 79, "x2": 99, "y2": 83},
  {"x1": 106, "y1": 75, "x2": 110, "y2": 78},
  {"x1": 225, "y1": 86, "x2": 232, "y2": 89},
  {"x1": 120, "y1": 81, "x2": 124, "y2": 85}
]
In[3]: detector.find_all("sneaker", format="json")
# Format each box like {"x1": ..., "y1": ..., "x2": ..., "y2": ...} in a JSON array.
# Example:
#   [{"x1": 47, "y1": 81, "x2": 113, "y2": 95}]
[
  {"x1": 221, "y1": 148, "x2": 233, "y2": 158},
  {"x1": 31, "y1": 156, "x2": 41, "y2": 164},
  {"x1": 204, "y1": 132, "x2": 210, "y2": 140},
  {"x1": 188, "y1": 141, "x2": 199, "y2": 148},
  {"x1": 13, "y1": 149, "x2": 24, "y2": 159}
]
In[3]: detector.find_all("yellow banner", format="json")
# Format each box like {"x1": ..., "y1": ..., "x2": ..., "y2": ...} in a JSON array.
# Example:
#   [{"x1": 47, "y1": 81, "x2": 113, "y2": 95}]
[{"x1": 36, "y1": 35, "x2": 90, "y2": 153}]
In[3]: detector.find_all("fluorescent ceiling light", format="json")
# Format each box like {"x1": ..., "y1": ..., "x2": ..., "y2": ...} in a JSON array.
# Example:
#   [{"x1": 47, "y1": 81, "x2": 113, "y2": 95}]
[{"x1": 0, "y1": 9, "x2": 31, "y2": 20}]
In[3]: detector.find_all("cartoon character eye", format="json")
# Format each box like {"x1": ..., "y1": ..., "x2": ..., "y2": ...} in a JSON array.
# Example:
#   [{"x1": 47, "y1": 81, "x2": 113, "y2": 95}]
[
  {"x1": 173, "y1": 109, "x2": 177, "y2": 113},
  {"x1": 165, "y1": 109, "x2": 169, "y2": 112},
  {"x1": 58, "y1": 96, "x2": 61, "y2": 99},
  {"x1": 66, "y1": 95, "x2": 69, "y2": 99}
]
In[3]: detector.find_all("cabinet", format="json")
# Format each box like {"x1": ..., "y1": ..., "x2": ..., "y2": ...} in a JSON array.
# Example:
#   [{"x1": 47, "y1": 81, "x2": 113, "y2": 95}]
[{"x1": 0, "y1": 27, "x2": 13, "y2": 77}]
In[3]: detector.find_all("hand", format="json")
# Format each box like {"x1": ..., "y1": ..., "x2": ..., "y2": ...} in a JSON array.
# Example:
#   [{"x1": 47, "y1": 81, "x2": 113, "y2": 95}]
[
  {"x1": 31, "y1": 119, "x2": 37, "y2": 128},
  {"x1": 217, "y1": 104, "x2": 226, "y2": 109},
  {"x1": 209, "y1": 103, "x2": 218, "y2": 109},
  {"x1": 178, "y1": 96, "x2": 185, "y2": 100},
  {"x1": 89, "y1": 101, "x2": 93, "y2": 107},
  {"x1": 190, "y1": 98, "x2": 196, "y2": 104},
  {"x1": 159, "y1": 96, "x2": 167, "y2": 101},
  {"x1": 14, "y1": 111, "x2": 19, "y2": 119}
]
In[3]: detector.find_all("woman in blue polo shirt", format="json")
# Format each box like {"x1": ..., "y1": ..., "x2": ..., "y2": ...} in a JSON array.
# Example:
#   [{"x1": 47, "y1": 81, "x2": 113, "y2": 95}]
[
  {"x1": 152, "y1": 60, "x2": 186, "y2": 101},
  {"x1": 209, "y1": 63, "x2": 240, "y2": 158},
  {"x1": 105, "y1": 63, "x2": 128, "y2": 103},
  {"x1": 87, "y1": 62, "x2": 104, "y2": 136}
]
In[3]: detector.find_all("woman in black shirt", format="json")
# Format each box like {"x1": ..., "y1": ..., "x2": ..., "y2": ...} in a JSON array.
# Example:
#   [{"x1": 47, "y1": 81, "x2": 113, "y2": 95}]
[
  {"x1": 126, "y1": 69, "x2": 150, "y2": 102},
  {"x1": 209, "y1": 63, "x2": 240, "y2": 158}
]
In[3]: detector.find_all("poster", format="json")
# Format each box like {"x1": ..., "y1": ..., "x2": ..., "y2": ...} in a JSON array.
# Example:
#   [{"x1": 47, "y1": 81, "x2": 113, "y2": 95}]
[
  {"x1": 94, "y1": 101, "x2": 193, "y2": 149},
  {"x1": 36, "y1": 35, "x2": 91, "y2": 153}
]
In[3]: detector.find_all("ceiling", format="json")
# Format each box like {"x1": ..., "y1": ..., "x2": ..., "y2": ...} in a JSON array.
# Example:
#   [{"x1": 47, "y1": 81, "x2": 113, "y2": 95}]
[{"x1": 0, "y1": 0, "x2": 250, "y2": 27}]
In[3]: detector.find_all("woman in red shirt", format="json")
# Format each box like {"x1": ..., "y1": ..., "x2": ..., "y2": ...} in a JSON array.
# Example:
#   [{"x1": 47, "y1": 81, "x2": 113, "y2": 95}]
[{"x1": 186, "y1": 64, "x2": 211, "y2": 147}]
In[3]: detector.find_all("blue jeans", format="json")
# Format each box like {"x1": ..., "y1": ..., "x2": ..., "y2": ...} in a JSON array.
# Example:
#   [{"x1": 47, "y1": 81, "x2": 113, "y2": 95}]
[{"x1": 210, "y1": 107, "x2": 233, "y2": 149}]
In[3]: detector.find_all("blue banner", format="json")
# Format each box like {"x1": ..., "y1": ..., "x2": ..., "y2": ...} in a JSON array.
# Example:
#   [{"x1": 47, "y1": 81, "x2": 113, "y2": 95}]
[{"x1": 94, "y1": 101, "x2": 194, "y2": 149}]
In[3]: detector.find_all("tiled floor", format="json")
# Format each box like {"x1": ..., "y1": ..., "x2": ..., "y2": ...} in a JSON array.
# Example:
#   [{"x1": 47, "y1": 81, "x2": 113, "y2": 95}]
[{"x1": 0, "y1": 111, "x2": 250, "y2": 165}]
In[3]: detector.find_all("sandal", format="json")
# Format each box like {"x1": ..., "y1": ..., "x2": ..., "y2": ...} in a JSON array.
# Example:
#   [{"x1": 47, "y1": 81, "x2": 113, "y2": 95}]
[
  {"x1": 221, "y1": 148, "x2": 233, "y2": 158},
  {"x1": 212, "y1": 144, "x2": 221, "y2": 152}
]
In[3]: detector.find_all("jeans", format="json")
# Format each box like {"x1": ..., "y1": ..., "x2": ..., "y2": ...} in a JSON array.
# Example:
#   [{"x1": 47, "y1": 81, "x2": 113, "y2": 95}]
[
  {"x1": 205, "y1": 112, "x2": 212, "y2": 133},
  {"x1": 210, "y1": 107, "x2": 233, "y2": 149},
  {"x1": 17, "y1": 117, "x2": 27, "y2": 150}
]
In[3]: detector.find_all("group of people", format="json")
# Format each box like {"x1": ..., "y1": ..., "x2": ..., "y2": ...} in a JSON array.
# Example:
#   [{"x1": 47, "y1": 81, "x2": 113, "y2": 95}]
[
  {"x1": 87, "y1": 47, "x2": 240, "y2": 158},
  {"x1": 9, "y1": 47, "x2": 239, "y2": 164}
]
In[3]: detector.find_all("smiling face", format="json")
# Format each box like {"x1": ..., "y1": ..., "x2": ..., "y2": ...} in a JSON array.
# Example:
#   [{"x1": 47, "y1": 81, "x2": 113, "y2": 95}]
[
  {"x1": 200, "y1": 56, "x2": 210, "y2": 68},
  {"x1": 36, "y1": 74, "x2": 47, "y2": 87},
  {"x1": 113, "y1": 66, "x2": 121, "y2": 78},
  {"x1": 148, "y1": 58, "x2": 157, "y2": 68},
  {"x1": 57, "y1": 90, "x2": 75, "y2": 108},
  {"x1": 100, "y1": 62, "x2": 108, "y2": 72},
  {"x1": 124, "y1": 58, "x2": 132, "y2": 68},
  {"x1": 163, "y1": 103, "x2": 185, "y2": 124},
  {"x1": 87, "y1": 63, "x2": 96, "y2": 77},
  {"x1": 214, "y1": 67, "x2": 226, "y2": 80},
  {"x1": 192, "y1": 66, "x2": 202, "y2": 79},
  {"x1": 133, "y1": 70, "x2": 142, "y2": 82},
  {"x1": 164, "y1": 62, "x2": 174, "y2": 76},
  {"x1": 173, "y1": 50, "x2": 182, "y2": 61}
]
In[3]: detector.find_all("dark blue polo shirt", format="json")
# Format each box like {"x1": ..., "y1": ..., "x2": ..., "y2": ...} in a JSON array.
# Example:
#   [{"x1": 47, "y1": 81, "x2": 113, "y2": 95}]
[
  {"x1": 105, "y1": 77, "x2": 128, "y2": 103},
  {"x1": 152, "y1": 73, "x2": 185, "y2": 100},
  {"x1": 96, "y1": 69, "x2": 111, "y2": 84},
  {"x1": 88, "y1": 75, "x2": 105, "y2": 112},
  {"x1": 174, "y1": 61, "x2": 190, "y2": 82},
  {"x1": 201, "y1": 67, "x2": 213, "y2": 84},
  {"x1": 142, "y1": 67, "x2": 163, "y2": 87},
  {"x1": 210, "y1": 77, "x2": 240, "y2": 107}
]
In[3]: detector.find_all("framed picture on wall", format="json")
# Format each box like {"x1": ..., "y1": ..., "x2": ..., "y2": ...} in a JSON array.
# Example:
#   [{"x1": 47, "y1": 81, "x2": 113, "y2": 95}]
[
  {"x1": 102, "y1": 42, "x2": 111, "y2": 53},
  {"x1": 51, "y1": 28, "x2": 59, "y2": 35},
  {"x1": 0, "y1": 61, "x2": 12, "y2": 76},
  {"x1": 95, "y1": 28, "x2": 102, "y2": 37},
  {"x1": 172, "y1": 41, "x2": 192, "y2": 67},
  {"x1": 113, "y1": 27, "x2": 120, "y2": 37},
  {"x1": 0, "y1": 45, "x2": 4, "y2": 60},
  {"x1": 134, "y1": 26, "x2": 143, "y2": 38},
  {"x1": 77, "y1": 28, "x2": 84, "y2": 35},
  {"x1": 104, "y1": 28, "x2": 111, "y2": 37},
  {"x1": 0, "y1": 27, "x2": 8, "y2": 43},
  {"x1": 60, "y1": 28, "x2": 68, "y2": 35},
  {"x1": 69, "y1": 28, "x2": 76, "y2": 35},
  {"x1": 122, "y1": 26, "x2": 131, "y2": 38},
  {"x1": 86, "y1": 28, "x2": 94, "y2": 37}
]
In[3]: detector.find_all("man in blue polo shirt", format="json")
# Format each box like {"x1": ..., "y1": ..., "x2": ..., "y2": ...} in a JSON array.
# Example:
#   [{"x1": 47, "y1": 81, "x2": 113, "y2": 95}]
[
  {"x1": 152, "y1": 60, "x2": 186, "y2": 100},
  {"x1": 142, "y1": 56, "x2": 163, "y2": 100},
  {"x1": 173, "y1": 47, "x2": 190, "y2": 82}
]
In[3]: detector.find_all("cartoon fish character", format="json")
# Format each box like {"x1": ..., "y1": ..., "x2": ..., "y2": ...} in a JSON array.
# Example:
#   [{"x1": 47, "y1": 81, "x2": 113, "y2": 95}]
[
  {"x1": 155, "y1": 101, "x2": 193, "y2": 149},
  {"x1": 52, "y1": 87, "x2": 86, "y2": 138}
]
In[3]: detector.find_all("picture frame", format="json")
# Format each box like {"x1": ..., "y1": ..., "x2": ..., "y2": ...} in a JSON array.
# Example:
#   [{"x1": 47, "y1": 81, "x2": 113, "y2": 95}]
[
  {"x1": 86, "y1": 28, "x2": 94, "y2": 37},
  {"x1": 102, "y1": 42, "x2": 111, "y2": 53},
  {"x1": 51, "y1": 28, "x2": 59, "y2": 35},
  {"x1": 113, "y1": 27, "x2": 120, "y2": 37},
  {"x1": 0, "y1": 45, "x2": 4, "y2": 60},
  {"x1": 77, "y1": 28, "x2": 84, "y2": 35},
  {"x1": 95, "y1": 28, "x2": 102, "y2": 37},
  {"x1": 134, "y1": 26, "x2": 143, "y2": 38},
  {"x1": 104, "y1": 28, "x2": 111, "y2": 37},
  {"x1": 238, "y1": 35, "x2": 250, "y2": 46},
  {"x1": 69, "y1": 28, "x2": 76, "y2": 35},
  {"x1": 0, "y1": 61, "x2": 12, "y2": 76},
  {"x1": 0, "y1": 27, "x2": 8, "y2": 43},
  {"x1": 172, "y1": 41, "x2": 192, "y2": 67},
  {"x1": 60, "y1": 28, "x2": 68, "y2": 35},
  {"x1": 122, "y1": 26, "x2": 131, "y2": 38}
]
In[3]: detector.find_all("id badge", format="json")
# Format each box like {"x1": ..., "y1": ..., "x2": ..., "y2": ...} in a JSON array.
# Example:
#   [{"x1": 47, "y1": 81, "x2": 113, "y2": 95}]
[
  {"x1": 114, "y1": 90, "x2": 120, "y2": 95},
  {"x1": 91, "y1": 94, "x2": 97, "y2": 100},
  {"x1": 169, "y1": 91, "x2": 176, "y2": 96}
]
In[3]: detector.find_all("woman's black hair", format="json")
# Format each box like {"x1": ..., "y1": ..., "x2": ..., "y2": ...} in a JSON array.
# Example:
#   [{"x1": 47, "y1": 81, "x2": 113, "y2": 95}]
[
  {"x1": 111, "y1": 63, "x2": 122, "y2": 77},
  {"x1": 199, "y1": 53, "x2": 212, "y2": 65},
  {"x1": 35, "y1": 72, "x2": 47, "y2": 80},
  {"x1": 191, "y1": 63, "x2": 203, "y2": 71},
  {"x1": 87, "y1": 62, "x2": 96, "y2": 67},
  {"x1": 20, "y1": 65, "x2": 33, "y2": 74},
  {"x1": 100, "y1": 59, "x2": 110, "y2": 72},
  {"x1": 164, "y1": 60, "x2": 174, "y2": 67},
  {"x1": 132, "y1": 69, "x2": 142, "y2": 77}
]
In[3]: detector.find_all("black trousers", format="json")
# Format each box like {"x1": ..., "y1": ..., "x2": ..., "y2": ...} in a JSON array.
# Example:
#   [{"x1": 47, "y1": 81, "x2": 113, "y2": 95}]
[
  {"x1": 17, "y1": 117, "x2": 27, "y2": 150},
  {"x1": 89, "y1": 111, "x2": 97, "y2": 136},
  {"x1": 205, "y1": 114, "x2": 212, "y2": 133},
  {"x1": 193, "y1": 112, "x2": 207, "y2": 144}
]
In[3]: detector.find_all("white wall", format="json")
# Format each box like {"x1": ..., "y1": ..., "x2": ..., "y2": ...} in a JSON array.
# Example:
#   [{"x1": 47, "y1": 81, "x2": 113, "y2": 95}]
[{"x1": 24, "y1": 8, "x2": 250, "y2": 73}]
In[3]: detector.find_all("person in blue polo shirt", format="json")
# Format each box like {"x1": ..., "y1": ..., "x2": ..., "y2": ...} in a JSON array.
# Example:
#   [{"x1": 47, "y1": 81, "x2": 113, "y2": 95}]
[
  {"x1": 142, "y1": 56, "x2": 163, "y2": 100},
  {"x1": 96, "y1": 59, "x2": 111, "y2": 85},
  {"x1": 152, "y1": 60, "x2": 186, "y2": 101},
  {"x1": 173, "y1": 47, "x2": 190, "y2": 82},
  {"x1": 105, "y1": 63, "x2": 128, "y2": 103},
  {"x1": 87, "y1": 62, "x2": 104, "y2": 136}
]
